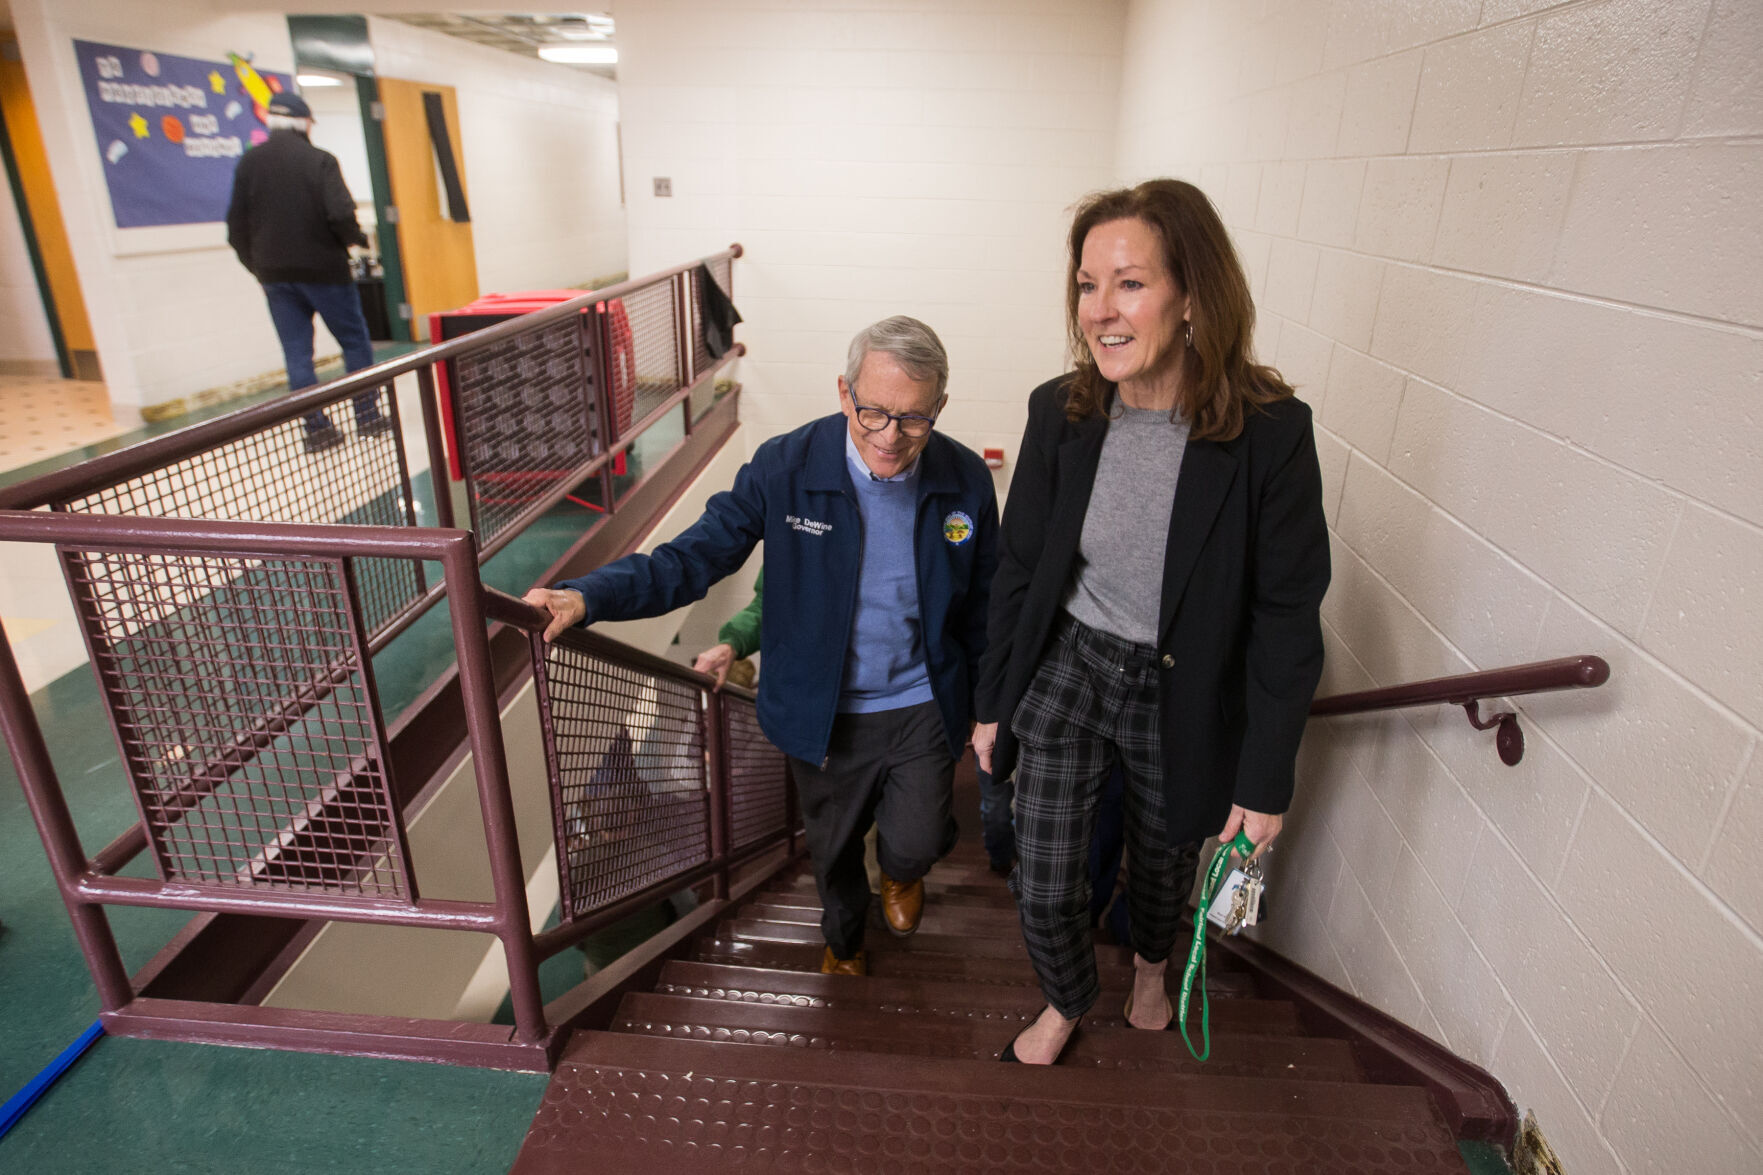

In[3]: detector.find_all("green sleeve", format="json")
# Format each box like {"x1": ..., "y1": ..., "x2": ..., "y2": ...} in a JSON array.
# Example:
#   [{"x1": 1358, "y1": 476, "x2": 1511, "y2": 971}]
[{"x1": 716, "y1": 566, "x2": 763, "y2": 659}]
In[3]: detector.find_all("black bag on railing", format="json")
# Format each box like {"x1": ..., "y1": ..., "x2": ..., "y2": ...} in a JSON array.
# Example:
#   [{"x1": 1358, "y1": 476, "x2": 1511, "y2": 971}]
[{"x1": 697, "y1": 263, "x2": 743, "y2": 359}]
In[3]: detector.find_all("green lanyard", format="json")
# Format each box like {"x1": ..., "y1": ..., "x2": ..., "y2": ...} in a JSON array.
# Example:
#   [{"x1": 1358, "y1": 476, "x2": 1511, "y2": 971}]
[{"x1": 1177, "y1": 830, "x2": 1256, "y2": 1062}]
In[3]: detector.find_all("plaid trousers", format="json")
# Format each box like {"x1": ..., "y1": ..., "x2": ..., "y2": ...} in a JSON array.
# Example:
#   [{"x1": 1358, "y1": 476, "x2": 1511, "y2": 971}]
[{"x1": 1010, "y1": 613, "x2": 1201, "y2": 1018}]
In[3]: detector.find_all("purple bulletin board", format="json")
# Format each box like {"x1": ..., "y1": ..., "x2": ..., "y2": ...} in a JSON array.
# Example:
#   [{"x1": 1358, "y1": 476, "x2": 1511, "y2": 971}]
[{"x1": 74, "y1": 40, "x2": 294, "y2": 229}]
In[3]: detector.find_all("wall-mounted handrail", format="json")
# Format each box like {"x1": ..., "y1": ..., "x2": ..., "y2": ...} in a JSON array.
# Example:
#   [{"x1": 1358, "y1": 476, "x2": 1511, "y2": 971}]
[{"x1": 1308, "y1": 654, "x2": 1610, "y2": 765}]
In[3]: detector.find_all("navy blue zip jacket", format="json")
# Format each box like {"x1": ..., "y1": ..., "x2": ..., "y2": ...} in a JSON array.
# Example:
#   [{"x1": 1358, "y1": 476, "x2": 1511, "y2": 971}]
[{"x1": 556, "y1": 414, "x2": 999, "y2": 765}]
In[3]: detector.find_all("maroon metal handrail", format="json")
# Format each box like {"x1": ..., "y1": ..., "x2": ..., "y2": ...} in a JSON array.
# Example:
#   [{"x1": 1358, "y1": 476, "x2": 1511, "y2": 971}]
[
  {"x1": 1308, "y1": 655, "x2": 1611, "y2": 765},
  {"x1": 0, "y1": 245, "x2": 744, "y2": 519},
  {"x1": 0, "y1": 247, "x2": 769, "y2": 1073},
  {"x1": 0, "y1": 246, "x2": 746, "y2": 662},
  {"x1": 482, "y1": 588, "x2": 792, "y2": 960},
  {"x1": 0, "y1": 511, "x2": 549, "y2": 1053},
  {"x1": 0, "y1": 508, "x2": 799, "y2": 1071}
]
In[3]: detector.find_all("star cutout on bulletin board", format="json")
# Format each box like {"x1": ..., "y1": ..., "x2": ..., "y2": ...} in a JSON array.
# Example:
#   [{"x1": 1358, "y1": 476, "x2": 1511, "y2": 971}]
[
  {"x1": 128, "y1": 112, "x2": 149, "y2": 139},
  {"x1": 209, "y1": 70, "x2": 226, "y2": 93}
]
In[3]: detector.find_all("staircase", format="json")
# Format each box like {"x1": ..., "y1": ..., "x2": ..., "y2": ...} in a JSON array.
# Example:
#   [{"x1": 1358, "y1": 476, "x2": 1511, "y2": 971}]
[{"x1": 509, "y1": 784, "x2": 1480, "y2": 1174}]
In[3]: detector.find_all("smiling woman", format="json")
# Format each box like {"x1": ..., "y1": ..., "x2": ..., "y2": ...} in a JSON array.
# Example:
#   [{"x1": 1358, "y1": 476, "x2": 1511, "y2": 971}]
[
  {"x1": 1061, "y1": 180, "x2": 1293, "y2": 440},
  {"x1": 972, "y1": 179, "x2": 1331, "y2": 1068}
]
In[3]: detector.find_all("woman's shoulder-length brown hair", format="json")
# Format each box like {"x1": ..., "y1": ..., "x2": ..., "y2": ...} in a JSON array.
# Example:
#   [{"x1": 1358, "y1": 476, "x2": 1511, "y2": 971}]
[{"x1": 1063, "y1": 179, "x2": 1293, "y2": 442}]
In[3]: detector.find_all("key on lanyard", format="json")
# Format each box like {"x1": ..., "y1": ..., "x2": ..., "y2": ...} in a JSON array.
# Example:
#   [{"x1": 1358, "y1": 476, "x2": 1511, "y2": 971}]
[{"x1": 1206, "y1": 853, "x2": 1266, "y2": 936}]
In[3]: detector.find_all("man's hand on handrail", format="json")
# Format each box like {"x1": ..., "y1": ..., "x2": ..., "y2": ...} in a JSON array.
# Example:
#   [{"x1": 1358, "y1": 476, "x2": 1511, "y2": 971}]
[
  {"x1": 522, "y1": 587, "x2": 586, "y2": 642},
  {"x1": 693, "y1": 642, "x2": 737, "y2": 689}
]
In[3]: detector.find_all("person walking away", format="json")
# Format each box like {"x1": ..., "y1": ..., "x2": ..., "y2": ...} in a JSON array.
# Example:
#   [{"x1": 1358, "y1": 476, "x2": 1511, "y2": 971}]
[{"x1": 226, "y1": 92, "x2": 386, "y2": 451}]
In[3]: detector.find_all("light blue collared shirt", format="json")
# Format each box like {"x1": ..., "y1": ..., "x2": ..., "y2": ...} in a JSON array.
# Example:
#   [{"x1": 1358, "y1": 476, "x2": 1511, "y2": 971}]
[
  {"x1": 840, "y1": 428, "x2": 932, "y2": 712},
  {"x1": 844, "y1": 429, "x2": 920, "y2": 484}
]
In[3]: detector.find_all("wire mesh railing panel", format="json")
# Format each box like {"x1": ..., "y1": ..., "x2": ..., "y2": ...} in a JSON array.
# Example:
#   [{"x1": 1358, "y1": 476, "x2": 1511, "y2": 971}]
[
  {"x1": 608, "y1": 279, "x2": 683, "y2": 431},
  {"x1": 56, "y1": 386, "x2": 424, "y2": 639},
  {"x1": 690, "y1": 254, "x2": 734, "y2": 380},
  {"x1": 450, "y1": 316, "x2": 601, "y2": 551},
  {"x1": 537, "y1": 638, "x2": 712, "y2": 924},
  {"x1": 62, "y1": 547, "x2": 411, "y2": 899},
  {"x1": 724, "y1": 694, "x2": 789, "y2": 854}
]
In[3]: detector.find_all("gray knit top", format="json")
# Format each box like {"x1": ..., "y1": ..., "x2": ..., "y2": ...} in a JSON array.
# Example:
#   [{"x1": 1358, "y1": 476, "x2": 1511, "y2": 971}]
[{"x1": 1061, "y1": 403, "x2": 1192, "y2": 644}]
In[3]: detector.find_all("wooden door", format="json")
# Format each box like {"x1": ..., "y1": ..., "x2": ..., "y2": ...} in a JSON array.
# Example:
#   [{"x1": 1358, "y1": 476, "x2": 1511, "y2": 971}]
[{"x1": 377, "y1": 78, "x2": 478, "y2": 339}]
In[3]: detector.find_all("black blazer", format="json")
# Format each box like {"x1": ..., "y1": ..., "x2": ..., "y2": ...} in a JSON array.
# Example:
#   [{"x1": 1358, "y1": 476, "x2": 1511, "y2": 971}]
[{"x1": 974, "y1": 375, "x2": 1330, "y2": 846}]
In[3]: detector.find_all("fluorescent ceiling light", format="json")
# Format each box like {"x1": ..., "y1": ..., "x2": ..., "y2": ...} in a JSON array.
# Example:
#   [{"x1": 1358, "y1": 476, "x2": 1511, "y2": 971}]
[
  {"x1": 297, "y1": 73, "x2": 344, "y2": 87},
  {"x1": 537, "y1": 45, "x2": 617, "y2": 64}
]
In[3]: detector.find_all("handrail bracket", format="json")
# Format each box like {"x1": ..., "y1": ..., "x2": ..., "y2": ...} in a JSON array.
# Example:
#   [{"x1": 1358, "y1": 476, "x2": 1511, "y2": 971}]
[{"x1": 1461, "y1": 700, "x2": 1524, "y2": 766}]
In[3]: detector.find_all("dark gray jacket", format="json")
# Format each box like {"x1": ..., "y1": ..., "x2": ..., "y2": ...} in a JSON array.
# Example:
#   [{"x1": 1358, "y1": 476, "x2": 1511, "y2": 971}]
[{"x1": 225, "y1": 130, "x2": 367, "y2": 284}]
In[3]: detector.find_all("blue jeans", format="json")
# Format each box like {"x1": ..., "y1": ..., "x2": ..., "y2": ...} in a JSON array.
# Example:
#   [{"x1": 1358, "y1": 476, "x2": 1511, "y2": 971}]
[{"x1": 261, "y1": 281, "x2": 381, "y2": 433}]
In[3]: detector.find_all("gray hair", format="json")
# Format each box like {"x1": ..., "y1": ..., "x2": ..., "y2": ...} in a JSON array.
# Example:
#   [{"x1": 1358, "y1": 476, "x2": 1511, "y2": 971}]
[
  {"x1": 845, "y1": 315, "x2": 949, "y2": 400},
  {"x1": 265, "y1": 113, "x2": 311, "y2": 133}
]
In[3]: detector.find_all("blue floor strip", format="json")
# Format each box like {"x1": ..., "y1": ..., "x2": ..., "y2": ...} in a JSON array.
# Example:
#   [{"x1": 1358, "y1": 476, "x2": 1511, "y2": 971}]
[{"x1": 0, "y1": 1021, "x2": 104, "y2": 1139}]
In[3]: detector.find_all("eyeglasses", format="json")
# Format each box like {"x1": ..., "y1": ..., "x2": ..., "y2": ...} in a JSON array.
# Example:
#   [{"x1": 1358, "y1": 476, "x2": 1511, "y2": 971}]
[{"x1": 848, "y1": 391, "x2": 939, "y2": 438}]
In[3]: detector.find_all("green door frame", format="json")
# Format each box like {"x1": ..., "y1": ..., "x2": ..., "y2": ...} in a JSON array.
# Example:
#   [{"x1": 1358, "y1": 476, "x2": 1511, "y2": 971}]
[{"x1": 287, "y1": 15, "x2": 410, "y2": 343}]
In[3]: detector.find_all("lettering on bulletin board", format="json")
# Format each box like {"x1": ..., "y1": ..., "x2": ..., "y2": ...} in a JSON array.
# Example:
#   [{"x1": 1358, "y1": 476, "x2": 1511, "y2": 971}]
[{"x1": 74, "y1": 39, "x2": 293, "y2": 229}]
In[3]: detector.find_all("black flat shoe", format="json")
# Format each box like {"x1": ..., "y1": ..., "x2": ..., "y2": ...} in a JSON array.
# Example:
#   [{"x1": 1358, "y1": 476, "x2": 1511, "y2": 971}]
[{"x1": 1000, "y1": 1015, "x2": 1082, "y2": 1064}]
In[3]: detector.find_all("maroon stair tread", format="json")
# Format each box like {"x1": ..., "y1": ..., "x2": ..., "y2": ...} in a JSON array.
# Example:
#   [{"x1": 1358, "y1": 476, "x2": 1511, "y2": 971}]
[
  {"x1": 932, "y1": 862, "x2": 1007, "y2": 881},
  {"x1": 655, "y1": 960, "x2": 1305, "y2": 1033},
  {"x1": 759, "y1": 883, "x2": 1021, "y2": 912},
  {"x1": 772, "y1": 860, "x2": 997, "y2": 887},
  {"x1": 777, "y1": 872, "x2": 1013, "y2": 902},
  {"x1": 719, "y1": 918, "x2": 1038, "y2": 960},
  {"x1": 611, "y1": 991, "x2": 1363, "y2": 1081},
  {"x1": 512, "y1": 1033, "x2": 1469, "y2": 1174},
  {"x1": 693, "y1": 936, "x2": 1258, "y2": 995},
  {"x1": 717, "y1": 917, "x2": 1245, "y2": 973},
  {"x1": 738, "y1": 901, "x2": 1027, "y2": 939}
]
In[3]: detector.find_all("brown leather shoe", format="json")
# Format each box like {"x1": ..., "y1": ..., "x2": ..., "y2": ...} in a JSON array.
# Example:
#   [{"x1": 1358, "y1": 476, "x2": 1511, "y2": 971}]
[
  {"x1": 880, "y1": 874, "x2": 924, "y2": 936},
  {"x1": 819, "y1": 946, "x2": 867, "y2": 976}
]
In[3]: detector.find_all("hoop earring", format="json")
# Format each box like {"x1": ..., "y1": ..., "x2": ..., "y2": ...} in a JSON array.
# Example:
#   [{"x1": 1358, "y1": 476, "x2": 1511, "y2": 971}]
[{"x1": 1184, "y1": 322, "x2": 1194, "y2": 347}]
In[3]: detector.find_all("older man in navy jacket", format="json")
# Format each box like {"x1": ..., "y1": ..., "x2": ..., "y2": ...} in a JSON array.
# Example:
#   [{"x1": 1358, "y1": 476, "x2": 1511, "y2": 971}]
[{"x1": 526, "y1": 316, "x2": 998, "y2": 975}]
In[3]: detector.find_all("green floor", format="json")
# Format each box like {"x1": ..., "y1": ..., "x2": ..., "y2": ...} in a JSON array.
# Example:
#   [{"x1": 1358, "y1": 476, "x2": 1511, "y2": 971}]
[{"x1": 0, "y1": 377, "x2": 700, "y2": 1171}]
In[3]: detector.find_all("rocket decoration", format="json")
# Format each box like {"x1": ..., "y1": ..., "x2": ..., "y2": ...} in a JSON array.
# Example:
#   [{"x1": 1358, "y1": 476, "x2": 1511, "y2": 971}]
[{"x1": 227, "y1": 51, "x2": 273, "y2": 122}]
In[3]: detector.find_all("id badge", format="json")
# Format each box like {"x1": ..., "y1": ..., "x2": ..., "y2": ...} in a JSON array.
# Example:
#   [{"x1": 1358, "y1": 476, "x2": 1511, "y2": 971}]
[
  {"x1": 1205, "y1": 860, "x2": 1265, "y2": 934},
  {"x1": 1206, "y1": 868, "x2": 1252, "y2": 933}
]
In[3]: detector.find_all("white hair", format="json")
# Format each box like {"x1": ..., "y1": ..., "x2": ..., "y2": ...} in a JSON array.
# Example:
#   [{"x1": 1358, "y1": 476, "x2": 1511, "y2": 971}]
[
  {"x1": 845, "y1": 315, "x2": 949, "y2": 399},
  {"x1": 265, "y1": 113, "x2": 311, "y2": 133}
]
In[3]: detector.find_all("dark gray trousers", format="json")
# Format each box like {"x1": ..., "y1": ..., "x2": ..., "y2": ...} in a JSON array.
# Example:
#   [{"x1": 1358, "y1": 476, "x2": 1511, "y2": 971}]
[{"x1": 788, "y1": 701, "x2": 958, "y2": 958}]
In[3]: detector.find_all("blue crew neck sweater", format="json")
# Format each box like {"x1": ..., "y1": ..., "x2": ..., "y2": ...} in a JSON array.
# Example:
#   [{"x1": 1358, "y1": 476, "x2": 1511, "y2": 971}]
[{"x1": 839, "y1": 432, "x2": 934, "y2": 713}]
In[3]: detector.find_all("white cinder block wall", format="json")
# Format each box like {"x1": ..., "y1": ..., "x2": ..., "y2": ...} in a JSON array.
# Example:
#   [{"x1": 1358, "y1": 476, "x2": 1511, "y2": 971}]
[
  {"x1": 366, "y1": 17, "x2": 627, "y2": 292},
  {"x1": 615, "y1": 0, "x2": 1126, "y2": 473},
  {"x1": 1113, "y1": 1, "x2": 1763, "y2": 1171}
]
